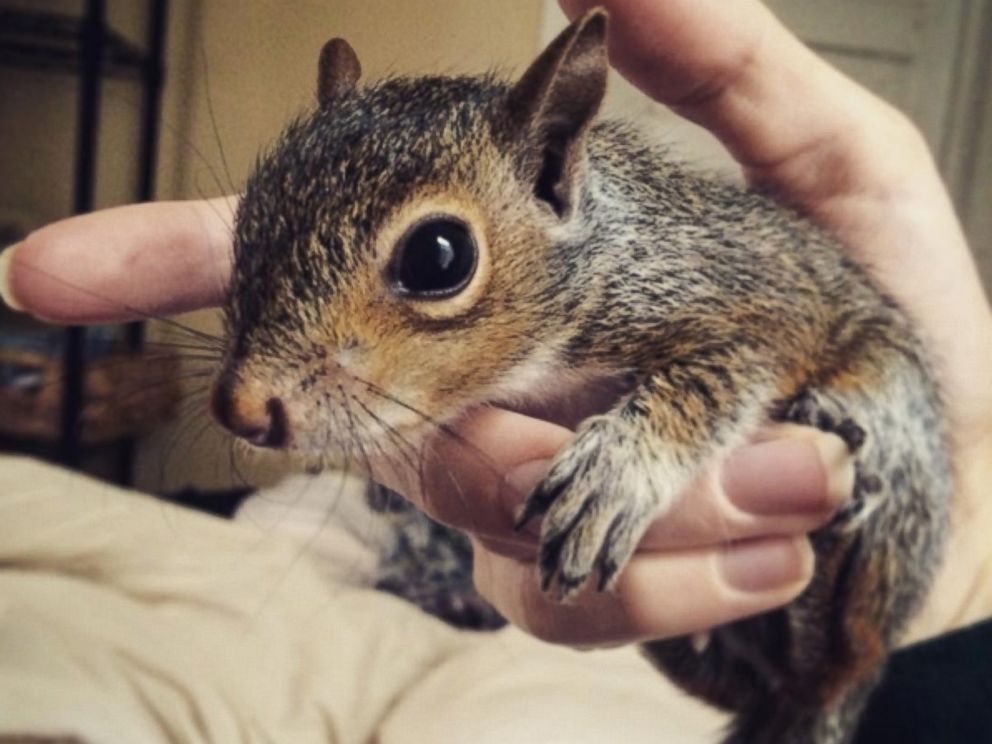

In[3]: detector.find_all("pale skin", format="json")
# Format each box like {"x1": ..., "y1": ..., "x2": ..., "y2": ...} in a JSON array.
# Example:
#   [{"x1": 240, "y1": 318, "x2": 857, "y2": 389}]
[{"x1": 2, "y1": 0, "x2": 990, "y2": 649}]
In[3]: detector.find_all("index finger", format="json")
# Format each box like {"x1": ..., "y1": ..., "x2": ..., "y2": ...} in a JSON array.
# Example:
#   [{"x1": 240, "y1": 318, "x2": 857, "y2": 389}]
[
  {"x1": 371, "y1": 407, "x2": 573, "y2": 538},
  {"x1": 1, "y1": 197, "x2": 235, "y2": 323},
  {"x1": 372, "y1": 407, "x2": 849, "y2": 552}
]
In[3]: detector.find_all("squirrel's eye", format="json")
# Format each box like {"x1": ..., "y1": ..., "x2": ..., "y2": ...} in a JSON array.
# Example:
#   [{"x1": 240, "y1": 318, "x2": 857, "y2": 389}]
[{"x1": 391, "y1": 218, "x2": 478, "y2": 298}]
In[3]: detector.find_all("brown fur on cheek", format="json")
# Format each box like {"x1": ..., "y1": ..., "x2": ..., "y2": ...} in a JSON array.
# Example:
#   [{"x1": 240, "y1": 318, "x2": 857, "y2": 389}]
[{"x1": 314, "y1": 154, "x2": 560, "y2": 423}]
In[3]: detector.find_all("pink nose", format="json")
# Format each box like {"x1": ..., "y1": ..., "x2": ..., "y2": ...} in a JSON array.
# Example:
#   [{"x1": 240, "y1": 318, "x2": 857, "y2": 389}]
[{"x1": 210, "y1": 370, "x2": 289, "y2": 448}]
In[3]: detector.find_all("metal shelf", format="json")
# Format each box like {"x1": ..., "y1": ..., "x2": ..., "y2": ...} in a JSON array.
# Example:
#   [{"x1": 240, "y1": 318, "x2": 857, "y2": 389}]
[
  {"x1": 0, "y1": 7, "x2": 148, "y2": 78},
  {"x1": 0, "y1": 0, "x2": 169, "y2": 485}
]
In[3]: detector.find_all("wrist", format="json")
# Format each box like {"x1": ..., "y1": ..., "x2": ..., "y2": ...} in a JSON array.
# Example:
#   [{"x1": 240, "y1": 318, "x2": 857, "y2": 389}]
[{"x1": 903, "y1": 434, "x2": 992, "y2": 645}]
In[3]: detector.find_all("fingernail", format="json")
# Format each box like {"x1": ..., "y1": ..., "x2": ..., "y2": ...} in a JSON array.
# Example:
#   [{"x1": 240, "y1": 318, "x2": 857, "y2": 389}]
[
  {"x1": 722, "y1": 434, "x2": 853, "y2": 516},
  {"x1": 0, "y1": 244, "x2": 25, "y2": 312},
  {"x1": 720, "y1": 537, "x2": 812, "y2": 593}
]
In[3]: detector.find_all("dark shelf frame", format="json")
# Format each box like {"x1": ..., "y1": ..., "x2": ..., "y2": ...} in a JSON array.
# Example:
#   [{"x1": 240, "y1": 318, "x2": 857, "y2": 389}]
[
  {"x1": 0, "y1": 6, "x2": 146, "y2": 78},
  {"x1": 1, "y1": 0, "x2": 169, "y2": 485}
]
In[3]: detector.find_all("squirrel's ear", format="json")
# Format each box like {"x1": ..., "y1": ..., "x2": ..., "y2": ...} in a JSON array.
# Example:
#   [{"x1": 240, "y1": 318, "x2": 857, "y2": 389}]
[
  {"x1": 505, "y1": 9, "x2": 608, "y2": 218},
  {"x1": 317, "y1": 38, "x2": 361, "y2": 107}
]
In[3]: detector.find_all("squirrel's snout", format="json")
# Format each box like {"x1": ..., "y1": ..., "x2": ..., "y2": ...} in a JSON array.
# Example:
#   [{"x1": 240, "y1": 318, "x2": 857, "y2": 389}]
[{"x1": 211, "y1": 370, "x2": 289, "y2": 449}]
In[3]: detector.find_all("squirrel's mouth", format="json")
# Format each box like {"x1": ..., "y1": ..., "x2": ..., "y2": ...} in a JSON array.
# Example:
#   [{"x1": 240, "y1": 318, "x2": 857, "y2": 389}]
[
  {"x1": 231, "y1": 365, "x2": 636, "y2": 473},
  {"x1": 284, "y1": 408, "x2": 447, "y2": 467},
  {"x1": 259, "y1": 419, "x2": 433, "y2": 476}
]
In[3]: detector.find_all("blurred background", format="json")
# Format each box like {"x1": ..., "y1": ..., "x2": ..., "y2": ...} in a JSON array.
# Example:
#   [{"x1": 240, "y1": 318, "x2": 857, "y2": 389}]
[{"x1": 0, "y1": 0, "x2": 990, "y2": 500}]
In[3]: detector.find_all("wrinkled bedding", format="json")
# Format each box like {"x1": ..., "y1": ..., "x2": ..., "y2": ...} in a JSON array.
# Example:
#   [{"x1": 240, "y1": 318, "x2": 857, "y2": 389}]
[{"x1": 0, "y1": 456, "x2": 725, "y2": 743}]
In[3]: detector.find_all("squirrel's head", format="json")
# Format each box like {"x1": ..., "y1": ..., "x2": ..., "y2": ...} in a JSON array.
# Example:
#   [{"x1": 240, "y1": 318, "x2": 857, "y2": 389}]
[{"x1": 212, "y1": 9, "x2": 610, "y2": 458}]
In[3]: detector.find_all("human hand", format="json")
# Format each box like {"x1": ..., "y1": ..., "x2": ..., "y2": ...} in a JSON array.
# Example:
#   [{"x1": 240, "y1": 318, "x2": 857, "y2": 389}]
[
  {"x1": 3, "y1": 0, "x2": 989, "y2": 647},
  {"x1": 0, "y1": 206, "x2": 849, "y2": 647},
  {"x1": 556, "y1": 0, "x2": 992, "y2": 643}
]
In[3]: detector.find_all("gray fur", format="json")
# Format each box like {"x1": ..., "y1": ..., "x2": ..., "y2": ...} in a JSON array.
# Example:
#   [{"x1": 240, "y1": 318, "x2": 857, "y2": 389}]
[{"x1": 220, "y1": 32, "x2": 950, "y2": 744}]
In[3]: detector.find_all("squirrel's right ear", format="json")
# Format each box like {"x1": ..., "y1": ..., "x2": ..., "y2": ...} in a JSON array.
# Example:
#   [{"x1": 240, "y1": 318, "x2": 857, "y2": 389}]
[
  {"x1": 317, "y1": 38, "x2": 361, "y2": 107},
  {"x1": 505, "y1": 9, "x2": 608, "y2": 219}
]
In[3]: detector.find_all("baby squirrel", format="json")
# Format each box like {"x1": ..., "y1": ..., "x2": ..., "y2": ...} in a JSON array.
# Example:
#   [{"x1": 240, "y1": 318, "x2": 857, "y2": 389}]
[{"x1": 210, "y1": 9, "x2": 951, "y2": 744}]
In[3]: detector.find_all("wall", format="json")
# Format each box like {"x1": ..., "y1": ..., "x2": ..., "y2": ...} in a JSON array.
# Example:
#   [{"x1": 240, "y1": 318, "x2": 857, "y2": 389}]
[{"x1": 950, "y1": 1, "x2": 992, "y2": 293}]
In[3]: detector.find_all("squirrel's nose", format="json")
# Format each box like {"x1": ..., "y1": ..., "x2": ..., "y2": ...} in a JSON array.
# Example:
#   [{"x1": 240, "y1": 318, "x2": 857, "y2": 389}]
[{"x1": 210, "y1": 370, "x2": 289, "y2": 449}]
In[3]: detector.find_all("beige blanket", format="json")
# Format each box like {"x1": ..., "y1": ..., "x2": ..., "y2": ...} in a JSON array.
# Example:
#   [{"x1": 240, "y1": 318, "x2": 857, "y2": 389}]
[{"x1": 0, "y1": 456, "x2": 725, "y2": 743}]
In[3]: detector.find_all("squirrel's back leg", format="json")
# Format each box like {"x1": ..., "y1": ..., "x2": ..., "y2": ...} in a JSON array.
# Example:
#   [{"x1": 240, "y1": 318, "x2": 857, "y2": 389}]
[{"x1": 644, "y1": 340, "x2": 951, "y2": 743}]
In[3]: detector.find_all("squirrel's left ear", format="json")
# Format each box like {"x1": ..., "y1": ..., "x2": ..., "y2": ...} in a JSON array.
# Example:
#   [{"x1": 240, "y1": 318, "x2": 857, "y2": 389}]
[
  {"x1": 506, "y1": 9, "x2": 608, "y2": 218},
  {"x1": 317, "y1": 38, "x2": 361, "y2": 107}
]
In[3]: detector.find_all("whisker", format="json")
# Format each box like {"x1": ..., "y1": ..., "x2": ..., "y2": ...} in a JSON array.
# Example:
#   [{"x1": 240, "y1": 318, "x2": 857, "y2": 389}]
[
  {"x1": 338, "y1": 386, "x2": 377, "y2": 481},
  {"x1": 160, "y1": 409, "x2": 213, "y2": 463},
  {"x1": 228, "y1": 434, "x2": 257, "y2": 489},
  {"x1": 357, "y1": 379, "x2": 501, "y2": 478},
  {"x1": 199, "y1": 43, "x2": 239, "y2": 196},
  {"x1": 181, "y1": 415, "x2": 222, "y2": 471},
  {"x1": 157, "y1": 387, "x2": 213, "y2": 487},
  {"x1": 102, "y1": 87, "x2": 237, "y2": 211},
  {"x1": 193, "y1": 180, "x2": 238, "y2": 244},
  {"x1": 140, "y1": 339, "x2": 223, "y2": 355},
  {"x1": 420, "y1": 428, "x2": 480, "y2": 533},
  {"x1": 349, "y1": 392, "x2": 487, "y2": 533},
  {"x1": 96, "y1": 371, "x2": 213, "y2": 413},
  {"x1": 245, "y1": 459, "x2": 354, "y2": 627},
  {"x1": 10, "y1": 262, "x2": 227, "y2": 349},
  {"x1": 351, "y1": 397, "x2": 422, "y2": 480}
]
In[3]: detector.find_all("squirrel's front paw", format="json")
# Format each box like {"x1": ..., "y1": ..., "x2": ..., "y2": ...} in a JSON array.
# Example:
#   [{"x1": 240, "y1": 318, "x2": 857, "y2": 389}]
[{"x1": 515, "y1": 415, "x2": 670, "y2": 600}]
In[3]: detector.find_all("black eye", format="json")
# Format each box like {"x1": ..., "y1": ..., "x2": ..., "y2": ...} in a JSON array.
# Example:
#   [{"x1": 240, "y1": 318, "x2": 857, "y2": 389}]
[{"x1": 391, "y1": 218, "x2": 478, "y2": 298}]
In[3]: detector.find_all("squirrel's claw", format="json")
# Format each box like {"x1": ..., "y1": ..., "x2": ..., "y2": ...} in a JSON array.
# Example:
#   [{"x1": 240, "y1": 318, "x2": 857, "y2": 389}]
[
  {"x1": 524, "y1": 415, "x2": 670, "y2": 601},
  {"x1": 512, "y1": 479, "x2": 566, "y2": 532}
]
